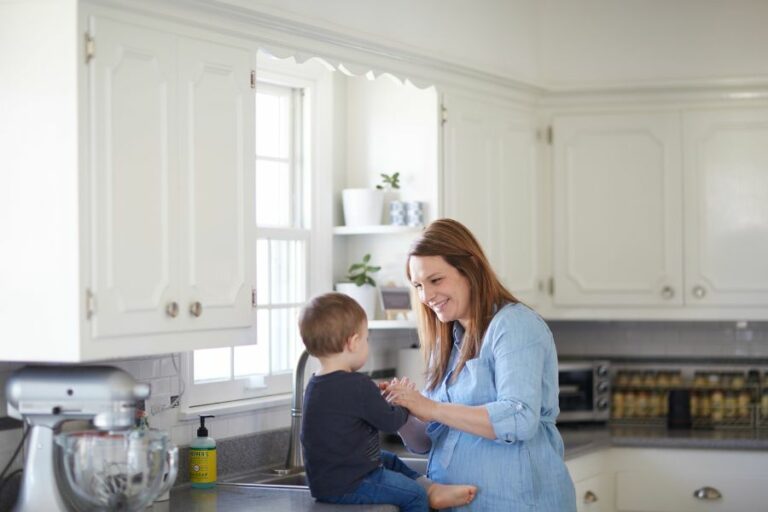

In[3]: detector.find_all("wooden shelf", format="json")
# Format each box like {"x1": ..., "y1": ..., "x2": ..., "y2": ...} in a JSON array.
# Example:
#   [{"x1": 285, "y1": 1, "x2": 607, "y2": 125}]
[
  {"x1": 368, "y1": 320, "x2": 417, "y2": 329},
  {"x1": 333, "y1": 225, "x2": 422, "y2": 235}
]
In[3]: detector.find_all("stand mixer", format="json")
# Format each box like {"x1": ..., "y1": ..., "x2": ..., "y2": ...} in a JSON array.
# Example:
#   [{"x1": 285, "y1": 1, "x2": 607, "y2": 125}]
[{"x1": 6, "y1": 365, "x2": 151, "y2": 512}]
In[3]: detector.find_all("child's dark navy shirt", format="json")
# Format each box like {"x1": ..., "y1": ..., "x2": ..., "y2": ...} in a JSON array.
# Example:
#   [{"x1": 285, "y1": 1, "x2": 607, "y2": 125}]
[{"x1": 300, "y1": 370, "x2": 409, "y2": 497}]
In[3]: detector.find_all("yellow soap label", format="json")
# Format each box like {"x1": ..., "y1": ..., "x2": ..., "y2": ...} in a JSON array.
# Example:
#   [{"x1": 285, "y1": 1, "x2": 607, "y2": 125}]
[{"x1": 190, "y1": 448, "x2": 217, "y2": 483}]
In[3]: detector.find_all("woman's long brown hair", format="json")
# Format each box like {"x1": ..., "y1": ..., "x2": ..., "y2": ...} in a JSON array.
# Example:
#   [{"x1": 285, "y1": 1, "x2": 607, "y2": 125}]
[{"x1": 406, "y1": 218, "x2": 518, "y2": 391}]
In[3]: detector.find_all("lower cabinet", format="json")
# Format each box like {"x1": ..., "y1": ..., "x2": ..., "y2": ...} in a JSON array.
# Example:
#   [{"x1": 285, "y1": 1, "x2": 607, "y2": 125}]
[
  {"x1": 612, "y1": 448, "x2": 768, "y2": 512},
  {"x1": 567, "y1": 447, "x2": 768, "y2": 512}
]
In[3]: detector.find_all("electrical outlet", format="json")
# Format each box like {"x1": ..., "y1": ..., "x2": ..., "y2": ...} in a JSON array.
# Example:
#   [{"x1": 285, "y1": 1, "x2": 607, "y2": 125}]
[{"x1": 169, "y1": 395, "x2": 180, "y2": 408}]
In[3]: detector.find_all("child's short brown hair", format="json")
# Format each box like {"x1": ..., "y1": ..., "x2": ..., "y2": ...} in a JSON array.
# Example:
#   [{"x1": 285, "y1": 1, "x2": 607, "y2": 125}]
[{"x1": 298, "y1": 292, "x2": 367, "y2": 357}]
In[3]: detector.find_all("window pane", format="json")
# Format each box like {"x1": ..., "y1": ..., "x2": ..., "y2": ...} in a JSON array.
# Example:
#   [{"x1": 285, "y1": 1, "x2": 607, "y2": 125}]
[
  {"x1": 234, "y1": 343, "x2": 267, "y2": 378},
  {"x1": 270, "y1": 307, "x2": 302, "y2": 373},
  {"x1": 293, "y1": 240, "x2": 307, "y2": 303},
  {"x1": 271, "y1": 240, "x2": 289, "y2": 304},
  {"x1": 255, "y1": 159, "x2": 291, "y2": 226},
  {"x1": 256, "y1": 91, "x2": 290, "y2": 159},
  {"x1": 194, "y1": 348, "x2": 231, "y2": 383},
  {"x1": 256, "y1": 239, "x2": 269, "y2": 306}
]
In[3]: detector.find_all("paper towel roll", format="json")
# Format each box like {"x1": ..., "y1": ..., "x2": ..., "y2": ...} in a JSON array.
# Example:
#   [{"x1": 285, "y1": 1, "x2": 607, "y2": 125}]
[{"x1": 396, "y1": 348, "x2": 426, "y2": 391}]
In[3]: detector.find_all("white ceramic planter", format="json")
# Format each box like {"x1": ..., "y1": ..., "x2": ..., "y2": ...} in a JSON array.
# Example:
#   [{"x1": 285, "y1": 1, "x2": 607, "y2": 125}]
[
  {"x1": 335, "y1": 282, "x2": 377, "y2": 321},
  {"x1": 342, "y1": 188, "x2": 384, "y2": 227}
]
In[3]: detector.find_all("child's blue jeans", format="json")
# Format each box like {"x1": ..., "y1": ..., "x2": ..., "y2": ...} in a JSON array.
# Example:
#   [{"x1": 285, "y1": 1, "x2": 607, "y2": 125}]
[{"x1": 315, "y1": 450, "x2": 429, "y2": 512}]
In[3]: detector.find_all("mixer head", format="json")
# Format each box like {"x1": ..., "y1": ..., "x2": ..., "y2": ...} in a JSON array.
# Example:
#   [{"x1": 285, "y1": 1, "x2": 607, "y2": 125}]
[{"x1": 6, "y1": 365, "x2": 151, "y2": 429}]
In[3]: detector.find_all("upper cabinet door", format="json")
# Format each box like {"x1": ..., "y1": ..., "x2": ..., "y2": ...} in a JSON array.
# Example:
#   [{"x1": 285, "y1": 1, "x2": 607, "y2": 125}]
[
  {"x1": 89, "y1": 17, "x2": 179, "y2": 338},
  {"x1": 442, "y1": 94, "x2": 543, "y2": 305},
  {"x1": 178, "y1": 38, "x2": 254, "y2": 330},
  {"x1": 552, "y1": 112, "x2": 684, "y2": 306},
  {"x1": 684, "y1": 108, "x2": 768, "y2": 306}
]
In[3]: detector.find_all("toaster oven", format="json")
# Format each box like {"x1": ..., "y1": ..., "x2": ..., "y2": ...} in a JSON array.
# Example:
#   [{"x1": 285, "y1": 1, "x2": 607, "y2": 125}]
[{"x1": 557, "y1": 360, "x2": 611, "y2": 423}]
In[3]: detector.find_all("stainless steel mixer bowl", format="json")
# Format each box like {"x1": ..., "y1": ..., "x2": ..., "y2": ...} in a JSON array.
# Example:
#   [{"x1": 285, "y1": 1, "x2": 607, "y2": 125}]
[{"x1": 55, "y1": 429, "x2": 178, "y2": 512}]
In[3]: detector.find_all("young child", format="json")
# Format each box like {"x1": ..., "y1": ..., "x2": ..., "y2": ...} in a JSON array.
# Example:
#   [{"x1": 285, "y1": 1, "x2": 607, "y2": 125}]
[{"x1": 298, "y1": 292, "x2": 477, "y2": 512}]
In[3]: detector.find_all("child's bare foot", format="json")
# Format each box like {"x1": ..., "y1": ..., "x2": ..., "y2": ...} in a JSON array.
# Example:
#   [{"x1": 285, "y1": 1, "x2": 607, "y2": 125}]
[{"x1": 427, "y1": 483, "x2": 477, "y2": 509}]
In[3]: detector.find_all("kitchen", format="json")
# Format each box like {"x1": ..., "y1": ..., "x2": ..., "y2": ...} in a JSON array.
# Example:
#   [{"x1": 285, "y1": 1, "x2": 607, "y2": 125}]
[{"x1": 2, "y1": 0, "x2": 768, "y2": 511}]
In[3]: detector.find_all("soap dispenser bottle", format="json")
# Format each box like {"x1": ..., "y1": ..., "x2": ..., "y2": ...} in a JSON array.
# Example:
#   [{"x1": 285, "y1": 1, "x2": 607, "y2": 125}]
[{"x1": 190, "y1": 415, "x2": 217, "y2": 488}]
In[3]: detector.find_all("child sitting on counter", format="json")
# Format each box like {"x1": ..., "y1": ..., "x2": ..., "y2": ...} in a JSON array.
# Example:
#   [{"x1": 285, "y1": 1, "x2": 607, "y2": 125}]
[{"x1": 298, "y1": 292, "x2": 477, "y2": 512}]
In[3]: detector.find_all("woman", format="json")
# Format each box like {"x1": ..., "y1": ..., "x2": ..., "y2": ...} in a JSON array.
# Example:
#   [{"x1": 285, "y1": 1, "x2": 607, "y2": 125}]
[{"x1": 386, "y1": 218, "x2": 576, "y2": 511}]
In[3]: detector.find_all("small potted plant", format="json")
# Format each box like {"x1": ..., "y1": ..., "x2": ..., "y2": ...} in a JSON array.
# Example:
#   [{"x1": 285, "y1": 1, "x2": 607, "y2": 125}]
[
  {"x1": 341, "y1": 173, "x2": 400, "y2": 227},
  {"x1": 335, "y1": 254, "x2": 381, "y2": 320}
]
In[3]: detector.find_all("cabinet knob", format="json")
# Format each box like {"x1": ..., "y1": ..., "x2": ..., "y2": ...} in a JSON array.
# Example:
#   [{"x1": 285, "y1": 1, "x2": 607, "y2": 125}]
[
  {"x1": 660, "y1": 285, "x2": 675, "y2": 299},
  {"x1": 189, "y1": 301, "x2": 203, "y2": 317},
  {"x1": 165, "y1": 302, "x2": 179, "y2": 318},
  {"x1": 693, "y1": 486, "x2": 722, "y2": 500},
  {"x1": 583, "y1": 490, "x2": 598, "y2": 503},
  {"x1": 692, "y1": 285, "x2": 707, "y2": 299}
]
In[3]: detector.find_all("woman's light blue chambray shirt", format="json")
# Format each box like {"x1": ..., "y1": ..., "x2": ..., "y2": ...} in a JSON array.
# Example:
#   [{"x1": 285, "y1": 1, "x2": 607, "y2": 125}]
[{"x1": 423, "y1": 303, "x2": 576, "y2": 511}]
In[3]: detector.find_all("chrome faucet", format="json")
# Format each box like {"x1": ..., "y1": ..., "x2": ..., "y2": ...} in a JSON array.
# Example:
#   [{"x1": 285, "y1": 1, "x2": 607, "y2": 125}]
[{"x1": 277, "y1": 349, "x2": 310, "y2": 475}]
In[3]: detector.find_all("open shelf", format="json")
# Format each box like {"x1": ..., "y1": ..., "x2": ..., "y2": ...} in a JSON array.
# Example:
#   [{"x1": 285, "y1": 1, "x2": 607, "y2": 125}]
[{"x1": 333, "y1": 225, "x2": 422, "y2": 235}]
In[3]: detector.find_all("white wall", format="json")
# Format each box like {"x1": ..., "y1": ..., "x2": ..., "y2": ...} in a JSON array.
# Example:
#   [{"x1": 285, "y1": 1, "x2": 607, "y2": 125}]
[
  {"x1": 221, "y1": 0, "x2": 541, "y2": 84},
  {"x1": 538, "y1": 0, "x2": 768, "y2": 89}
]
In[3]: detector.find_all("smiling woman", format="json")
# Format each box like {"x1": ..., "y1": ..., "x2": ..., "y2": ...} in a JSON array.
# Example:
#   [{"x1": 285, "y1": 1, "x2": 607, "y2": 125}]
[{"x1": 385, "y1": 218, "x2": 577, "y2": 511}]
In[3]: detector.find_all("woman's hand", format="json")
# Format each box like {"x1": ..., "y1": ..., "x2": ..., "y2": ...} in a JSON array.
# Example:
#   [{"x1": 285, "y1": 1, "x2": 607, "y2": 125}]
[
  {"x1": 380, "y1": 376, "x2": 416, "y2": 398},
  {"x1": 386, "y1": 382, "x2": 439, "y2": 422}
]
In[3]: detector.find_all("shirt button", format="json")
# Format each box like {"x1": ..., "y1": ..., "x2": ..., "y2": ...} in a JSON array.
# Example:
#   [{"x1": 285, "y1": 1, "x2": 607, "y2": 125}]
[{"x1": 516, "y1": 404, "x2": 523, "y2": 411}]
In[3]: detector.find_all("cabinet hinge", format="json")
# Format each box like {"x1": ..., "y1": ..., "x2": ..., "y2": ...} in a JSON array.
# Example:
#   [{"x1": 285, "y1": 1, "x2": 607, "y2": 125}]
[
  {"x1": 547, "y1": 277, "x2": 555, "y2": 296},
  {"x1": 441, "y1": 105, "x2": 448, "y2": 125},
  {"x1": 85, "y1": 33, "x2": 95, "y2": 64},
  {"x1": 251, "y1": 288, "x2": 257, "y2": 307},
  {"x1": 250, "y1": 70, "x2": 256, "y2": 89},
  {"x1": 85, "y1": 288, "x2": 96, "y2": 319}
]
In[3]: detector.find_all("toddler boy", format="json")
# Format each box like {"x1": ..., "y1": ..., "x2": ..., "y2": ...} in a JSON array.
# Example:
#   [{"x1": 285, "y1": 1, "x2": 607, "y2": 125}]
[{"x1": 299, "y1": 292, "x2": 476, "y2": 512}]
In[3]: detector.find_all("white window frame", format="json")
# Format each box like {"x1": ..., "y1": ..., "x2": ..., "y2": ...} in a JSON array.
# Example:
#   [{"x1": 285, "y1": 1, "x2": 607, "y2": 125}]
[{"x1": 181, "y1": 55, "x2": 333, "y2": 414}]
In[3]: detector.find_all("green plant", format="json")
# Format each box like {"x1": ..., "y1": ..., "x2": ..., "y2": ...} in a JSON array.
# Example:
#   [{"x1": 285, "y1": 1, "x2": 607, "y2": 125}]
[
  {"x1": 376, "y1": 172, "x2": 400, "y2": 190},
  {"x1": 347, "y1": 253, "x2": 381, "y2": 287}
]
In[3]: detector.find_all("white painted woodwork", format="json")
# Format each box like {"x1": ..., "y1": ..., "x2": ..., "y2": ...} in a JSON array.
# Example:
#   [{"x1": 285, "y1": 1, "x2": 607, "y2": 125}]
[
  {"x1": 567, "y1": 447, "x2": 768, "y2": 512},
  {"x1": 683, "y1": 107, "x2": 768, "y2": 307},
  {"x1": 442, "y1": 94, "x2": 543, "y2": 306},
  {"x1": 612, "y1": 447, "x2": 768, "y2": 512},
  {"x1": 566, "y1": 449, "x2": 616, "y2": 512},
  {"x1": 89, "y1": 16, "x2": 179, "y2": 337},
  {"x1": 178, "y1": 37, "x2": 253, "y2": 330},
  {"x1": 0, "y1": 7, "x2": 256, "y2": 361},
  {"x1": 552, "y1": 112, "x2": 684, "y2": 307}
]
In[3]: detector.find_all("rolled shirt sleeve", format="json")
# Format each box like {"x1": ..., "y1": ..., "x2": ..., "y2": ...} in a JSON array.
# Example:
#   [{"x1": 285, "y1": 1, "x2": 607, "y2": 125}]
[{"x1": 483, "y1": 323, "x2": 549, "y2": 443}]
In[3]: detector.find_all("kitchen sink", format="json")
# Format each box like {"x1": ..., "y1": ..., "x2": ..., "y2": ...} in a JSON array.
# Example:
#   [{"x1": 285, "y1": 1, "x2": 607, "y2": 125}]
[{"x1": 219, "y1": 457, "x2": 427, "y2": 490}]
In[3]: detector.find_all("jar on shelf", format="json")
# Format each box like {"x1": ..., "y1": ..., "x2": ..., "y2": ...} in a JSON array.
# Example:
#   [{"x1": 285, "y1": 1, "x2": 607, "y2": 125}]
[
  {"x1": 761, "y1": 390, "x2": 768, "y2": 421},
  {"x1": 629, "y1": 372, "x2": 643, "y2": 388},
  {"x1": 612, "y1": 391, "x2": 625, "y2": 419},
  {"x1": 699, "y1": 392, "x2": 711, "y2": 419},
  {"x1": 649, "y1": 391, "x2": 662, "y2": 418},
  {"x1": 711, "y1": 389, "x2": 725, "y2": 423},
  {"x1": 669, "y1": 371, "x2": 683, "y2": 388},
  {"x1": 731, "y1": 372, "x2": 746, "y2": 390},
  {"x1": 738, "y1": 390, "x2": 751, "y2": 420},
  {"x1": 624, "y1": 391, "x2": 636, "y2": 418},
  {"x1": 692, "y1": 372, "x2": 707, "y2": 389},
  {"x1": 656, "y1": 371, "x2": 671, "y2": 389},
  {"x1": 615, "y1": 371, "x2": 630, "y2": 388},
  {"x1": 690, "y1": 392, "x2": 700, "y2": 418},
  {"x1": 707, "y1": 373, "x2": 721, "y2": 389},
  {"x1": 724, "y1": 391, "x2": 737, "y2": 420},
  {"x1": 642, "y1": 371, "x2": 656, "y2": 389},
  {"x1": 636, "y1": 391, "x2": 649, "y2": 418}
]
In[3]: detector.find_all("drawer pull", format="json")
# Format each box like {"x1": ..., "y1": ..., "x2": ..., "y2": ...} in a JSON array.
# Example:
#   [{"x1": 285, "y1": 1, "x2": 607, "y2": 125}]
[
  {"x1": 189, "y1": 301, "x2": 203, "y2": 317},
  {"x1": 583, "y1": 490, "x2": 598, "y2": 503},
  {"x1": 693, "y1": 486, "x2": 722, "y2": 500},
  {"x1": 165, "y1": 301, "x2": 179, "y2": 318}
]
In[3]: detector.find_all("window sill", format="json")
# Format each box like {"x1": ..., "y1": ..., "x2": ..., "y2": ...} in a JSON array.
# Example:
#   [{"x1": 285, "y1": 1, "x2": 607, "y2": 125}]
[{"x1": 179, "y1": 393, "x2": 291, "y2": 420}]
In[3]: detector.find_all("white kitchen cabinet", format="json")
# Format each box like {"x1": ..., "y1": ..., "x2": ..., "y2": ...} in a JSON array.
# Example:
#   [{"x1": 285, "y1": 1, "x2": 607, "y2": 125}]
[
  {"x1": 549, "y1": 106, "x2": 768, "y2": 317},
  {"x1": 89, "y1": 16, "x2": 255, "y2": 341},
  {"x1": 551, "y1": 112, "x2": 684, "y2": 307},
  {"x1": 442, "y1": 93, "x2": 544, "y2": 306},
  {"x1": 567, "y1": 450, "x2": 616, "y2": 512},
  {"x1": 612, "y1": 447, "x2": 768, "y2": 512},
  {"x1": 683, "y1": 108, "x2": 768, "y2": 307},
  {"x1": 0, "y1": 7, "x2": 255, "y2": 362}
]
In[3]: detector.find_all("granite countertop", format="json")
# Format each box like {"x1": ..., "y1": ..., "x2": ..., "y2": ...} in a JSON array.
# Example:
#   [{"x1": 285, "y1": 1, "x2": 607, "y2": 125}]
[{"x1": 166, "y1": 426, "x2": 768, "y2": 512}]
